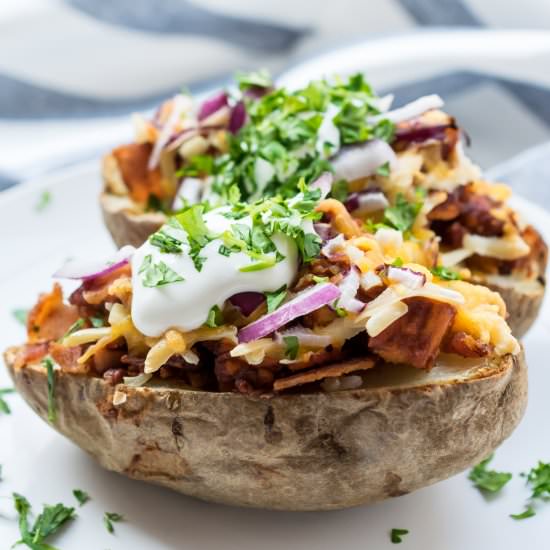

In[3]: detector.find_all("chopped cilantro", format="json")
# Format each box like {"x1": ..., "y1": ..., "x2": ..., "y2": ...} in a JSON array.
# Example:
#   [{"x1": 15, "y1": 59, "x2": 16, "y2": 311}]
[
  {"x1": 265, "y1": 285, "x2": 287, "y2": 313},
  {"x1": 12, "y1": 309, "x2": 28, "y2": 326},
  {"x1": 383, "y1": 193, "x2": 423, "y2": 235},
  {"x1": 149, "y1": 230, "x2": 183, "y2": 254},
  {"x1": 13, "y1": 492, "x2": 76, "y2": 549},
  {"x1": 0, "y1": 387, "x2": 15, "y2": 415},
  {"x1": 176, "y1": 205, "x2": 212, "y2": 271},
  {"x1": 177, "y1": 154, "x2": 214, "y2": 178},
  {"x1": 146, "y1": 194, "x2": 164, "y2": 213},
  {"x1": 431, "y1": 266, "x2": 461, "y2": 281},
  {"x1": 376, "y1": 161, "x2": 391, "y2": 177},
  {"x1": 391, "y1": 257, "x2": 404, "y2": 267},
  {"x1": 283, "y1": 336, "x2": 299, "y2": 360},
  {"x1": 35, "y1": 190, "x2": 51, "y2": 212},
  {"x1": 139, "y1": 255, "x2": 184, "y2": 287},
  {"x1": 468, "y1": 454, "x2": 512, "y2": 493},
  {"x1": 524, "y1": 461, "x2": 550, "y2": 500},
  {"x1": 72, "y1": 489, "x2": 90, "y2": 507},
  {"x1": 335, "y1": 306, "x2": 348, "y2": 317},
  {"x1": 390, "y1": 528, "x2": 409, "y2": 544},
  {"x1": 510, "y1": 506, "x2": 536, "y2": 521},
  {"x1": 63, "y1": 318, "x2": 85, "y2": 339},
  {"x1": 43, "y1": 357, "x2": 57, "y2": 423},
  {"x1": 330, "y1": 179, "x2": 349, "y2": 202},
  {"x1": 312, "y1": 275, "x2": 329, "y2": 283},
  {"x1": 205, "y1": 305, "x2": 223, "y2": 328},
  {"x1": 104, "y1": 512, "x2": 124, "y2": 534}
]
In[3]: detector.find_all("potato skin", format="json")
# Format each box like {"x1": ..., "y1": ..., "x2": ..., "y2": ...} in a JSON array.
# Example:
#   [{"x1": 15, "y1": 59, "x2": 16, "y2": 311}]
[
  {"x1": 5, "y1": 349, "x2": 527, "y2": 511},
  {"x1": 100, "y1": 192, "x2": 165, "y2": 249}
]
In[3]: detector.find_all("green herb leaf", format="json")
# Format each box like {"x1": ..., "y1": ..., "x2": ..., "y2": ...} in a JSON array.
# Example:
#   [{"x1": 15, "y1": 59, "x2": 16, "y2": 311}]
[
  {"x1": 283, "y1": 336, "x2": 299, "y2": 360},
  {"x1": 104, "y1": 512, "x2": 124, "y2": 534},
  {"x1": 205, "y1": 305, "x2": 223, "y2": 328},
  {"x1": 35, "y1": 190, "x2": 52, "y2": 212},
  {"x1": 139, "y1": 255, "x2": 185, "y2": 287},
  {"x1": 383, "y1": 193, "x2": 422, "y2": 235},
  {"x1": 149, "y1": 230, "x2": 183, "y2": 254},
  {"x1": 312, "y1": 275, "x2": 329, "y2": 284},
  {"x1": 431, "y1": 266, "x2": 461, "y2": 281},
  {"x1": 524, "y1": 461, "x2": 550, "y2": 500},
  {"x1": 265, "y1": 285, "x2": 287, "y2": 313},
  {"x1": 330, "y1": 179, "x2": 349, "y2": 202},
  {"x1": 236, "y1": 69, "x2": 272, "y2": 91},
  {"x1": 0, "y1": 387, "x2": 15, "y2": 415},
  {"x1": 468, "y1": 454, "x2": 512, "y2": 493},
  {"x1": 391, "y1": 257, "x2": 404, "y2": 267},
  {"x1": 510, "y1": 506, "x2": 536, "y2": 520},
  {"x1": 376, "y1": 161, "x2": 391, "y2": 177},
  {"x1": 42, "y1": 357, "x2": 57, "y2": 424},
  {"x1": 63, "y1": 318, "x2": 85, "y2": 339},
  {"x1": 72, "y1": 489, "x2": 90, "y2": 507},
  {"x1": 390, "y1": 528, "x2": 409, "y2": 544},
  {"x1": 12, "y1": 309, "x2": 28, "y2": 326}
]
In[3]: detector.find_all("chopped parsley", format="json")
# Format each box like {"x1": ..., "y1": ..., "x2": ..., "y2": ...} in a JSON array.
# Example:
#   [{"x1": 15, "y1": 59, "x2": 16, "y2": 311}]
[
  {"x1": 510, "y1": 506, "x2": 536, "y2": 521},
  {"x1": 139, "y1": 255, "x2": 184, "y2": 287},
  {"x1": 205, "y1": 305, "x2": 223, "y2": 328},
  {"x1": 13, "y1": 492, "x2": 76, "y2": 549},
  {"x1": 72, "y1": 489, "x2": 90, "y2": 507},
  {"x1": 390, "y1": 528, "x2": 409, "y2": 544},
  {"x1": 149, "y1": 230, "x2": 183, "y2": 254},
  {"x1": 42, "y1": 357, "x2": 57, "y2": 424},
  {"x1": 0, "y1": 387, "x2": 15, "y2": 415},
  {"x1": 283, "y1": 336, "x2": 299, "y2": 360},
  {"x1": 265, "y1": 285, "x2": 287, "y2": 313},
  {"x1": 12, "y1": 309, "x2": 28, "y2": 326},
  {"x1": 104, "y1": 512, "x2": 124, "y2": 534},
  {"x1": 376, "y1": 161, "x2": 391, "y2": 177},
  {"x1": 431, "y1": 266, "x2": 461, "y2": 281},
  {"x1": 35, "y1": 190, "x2": 52, "y2": 212},
  {"x1": 468, "y1": 454, "x2": 512, "y2": 493}
]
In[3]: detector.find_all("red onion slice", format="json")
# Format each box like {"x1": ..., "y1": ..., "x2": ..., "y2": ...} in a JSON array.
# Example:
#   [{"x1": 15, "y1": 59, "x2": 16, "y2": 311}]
[
  {"x1": 310, "y1": 172, "x2": 333, "y2": 199},
  {"x1": 54, "y1": 245, "x2": 135, "y2": 281},
  {"x1": 313, "y1": 222, "x2": 333, "y2": 242},
  {"x1": 198, "y1": 91, "x2": 228, "y2": 121},
  {"x1": 238, "y1": 283, "x2": 341, "y2": 343},
  {"x1": 331, "y1": 139, "x2": 397, "y2": 182},
  {"x1": 345, "y1": 190, "x2": 389, "y2": 215},
  {"x1": 336, "y1": 267, "x2": 364, "y2": 313},
  {"x1": 368, "y1": 94, "x2": 444, "y2": 125},
  {"x1": 148, "y1": 94, "x2": 188, "y2": 170},
  {"x1": 275, "y1": 327, "x2": 332, "y2": 348},
  {"x1": 229, "y1": 101, "x2": 246, "y2": 134},
  {"x1": 229, "y1": 292, "x2": 266, "y2": 317},
  {"x1": 385, "y1": 266, "x2": 426, "y2": 290},
  {"x1": 395, "y1": 123, "x2": 451, "y2": 145}
]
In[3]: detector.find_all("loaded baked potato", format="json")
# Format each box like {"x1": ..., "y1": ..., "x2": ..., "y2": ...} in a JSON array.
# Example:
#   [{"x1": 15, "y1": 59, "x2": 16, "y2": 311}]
[
  {"x1": 100, "y1": 72, "x2": 547, "y2": 336},
  {"x1": 6, "y1": 181, "x2": 526, "y2": 510}
]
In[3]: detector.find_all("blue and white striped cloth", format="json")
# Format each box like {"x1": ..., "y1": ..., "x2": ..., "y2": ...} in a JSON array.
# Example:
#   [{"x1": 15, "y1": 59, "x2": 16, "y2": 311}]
[{"x1": 1, "y1": 0, "x2": 550, "y2": 190}]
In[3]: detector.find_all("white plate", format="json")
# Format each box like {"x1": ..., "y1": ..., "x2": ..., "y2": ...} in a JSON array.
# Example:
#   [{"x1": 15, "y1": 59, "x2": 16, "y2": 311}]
[{"x1": 0, "y1": 161, "x2": 549, "y2": 549}]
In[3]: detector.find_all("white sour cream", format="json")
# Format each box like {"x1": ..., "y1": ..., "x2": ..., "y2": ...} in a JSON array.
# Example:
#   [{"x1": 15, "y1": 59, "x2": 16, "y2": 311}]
[{"x1": 131, "y1": 209, "x2": 300, "y2": 337}]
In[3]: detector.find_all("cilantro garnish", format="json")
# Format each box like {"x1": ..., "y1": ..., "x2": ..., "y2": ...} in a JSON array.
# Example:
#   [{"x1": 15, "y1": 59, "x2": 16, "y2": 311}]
[
  {"x1": 139, "y1": 255, "x2": 184, "y2": 287},
  {"x1": 175, "y1": 205, "x2": 212, "y2": 271},
  {"x1": 104, "y1": 512, "x2": 124, "y2": 534},
  {"x1": 13, "y1": 492, "x2": 76, "y2": 549},
  {"x1": 330, "y1": 179, "x2": 349, "y2": 202},
  {"x1": 376, "y1": 161, "x2": 391, "y2": 177},
  {"x1": 391, "y1": 257, "x2": 404, "y2": 267},
  {"x1": 205, "y1": 305, "x2": 223, "y2": 328},
  {"x1": 431, "y1": 266, "x2": 461, "y2": 281},
  {"x1": 383, "y1": 193, "x2": 423, "y2": 234},
  {"x1": 509, "y1": 461, "x2": 550, "y2": 519},
  {"x1": 0, "y1": 387, "x2": 15, "y2": 415},
  {"x1": 43, "y1": 358, "x2": 57, "y2": 423},
  {"x1": 149, "y1": 230, "x2": 183, "y2": 254},
  {"x1": 72, "y1": 489, "x2": 90, "y2": 507},
  {"x1": 283, "y1": 336, "x2": 299, "y2": 360},
  {"x1": 468, "y1": 454, "x2": 512, "y2": 493},
  {"x1": 510, "y1": 506, "x2": 536, "y2": 521},
  {"x1": 312, "y1": 275, "x2": 329, "y2": 283},
  {"x1": 265, "y1": 285, "x2": 287, "y2": 313},
  {"x1": 35, "y1": 190, "x2": 51, "y2": 212},
  {"x1": 390, "y1": 528, "x2": 409, "y2": 544},
  {"x1": 12, "y1": 309, "x2": 28, "y2": 326},
  {"x1": 63, "y1": 318, "x2": 85, "y2": 339}
]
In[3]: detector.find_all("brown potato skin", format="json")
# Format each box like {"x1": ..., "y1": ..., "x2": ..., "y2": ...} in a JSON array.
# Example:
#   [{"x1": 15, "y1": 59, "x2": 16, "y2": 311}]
[{"x1": 5, "y1": 348, "x2": 527, "y2": 511}]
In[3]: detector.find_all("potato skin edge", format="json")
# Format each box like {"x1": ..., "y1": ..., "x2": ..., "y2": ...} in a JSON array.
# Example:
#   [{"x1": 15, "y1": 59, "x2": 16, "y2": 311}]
[{"x1": 5, "y1": 348, "x2": 527, "y2": 511}]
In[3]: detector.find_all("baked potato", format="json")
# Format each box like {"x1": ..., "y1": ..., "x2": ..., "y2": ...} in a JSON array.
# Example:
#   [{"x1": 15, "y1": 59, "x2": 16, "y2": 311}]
[
  {"x1": 4, "y1": 347, "x2": 526, "y2": 511},
  {"x1": 98, "y1": 72, "x2": 547, "y2": 336},
  {"x1": 4, "y1": 185, "x2": 526, "y2": 510}
]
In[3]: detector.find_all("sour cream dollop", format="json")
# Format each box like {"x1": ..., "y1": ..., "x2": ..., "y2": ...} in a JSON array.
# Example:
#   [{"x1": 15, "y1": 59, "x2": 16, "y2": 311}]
[{"x1": 131, "y1": 209, "x2": 300, "y2": 337}]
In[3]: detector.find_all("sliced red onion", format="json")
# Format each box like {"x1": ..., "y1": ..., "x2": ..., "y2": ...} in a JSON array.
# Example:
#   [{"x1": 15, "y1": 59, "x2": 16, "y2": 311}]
[
  {"x1": 229, "y1": 101, "x2": 246, "y2": 134},
  {"x1": 313, "y1": 222, "x2": 333, "y2": 242},
  {"x1": 275, "y1": 327, "x2": 332, "y2": 348},
  {"x1": 198, "y1": 91, "x2": 228, "y2": 121},
  {"x1": 148, "y1": 94, "x2": 188, "y2": 170},
  {"x1": 395, "y1": 123, "x2": 451, "y2": 145},
  {"x1": 360, "y1": 271, "x2": 383, "y2": 291},
  {"x1": 310, "y1": 172, "x2": 333, "y2": 199},
  {"x1": 238, "y1": 283, "x2": 341, "y2": 343},
  {"x1": 344, "y1": 190, "x2": 389, "y2": 215},
  {"x1": 368, "y1": 94, "x2": 444, "y2": 125},
  {"x1": 336, "y1": 267, "x2": 364, "y2": 313},
  {"x1": 385, "y1": 266, "x2": 426, "y2": 290},
  {"x1": 321, "y1": 234, "x2": 345, "y2": 259},
  {"x1": 172, "y1": 177, "x2": 203, "y2": 210},
  {"x1": 229, "y1": 292, "x2": 265, "y2": 317},
  {"x1": 54, "y1": 245, "x2": 135, "y2": 281},
  {"x1": 331, "y1": 139, "x2": 397, "y2": 182}
]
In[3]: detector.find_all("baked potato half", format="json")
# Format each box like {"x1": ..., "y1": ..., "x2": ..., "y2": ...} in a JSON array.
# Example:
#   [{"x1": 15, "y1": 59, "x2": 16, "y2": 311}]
[{"x1": 4, "y1": 348, "x2": 526, "y2": 511}]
